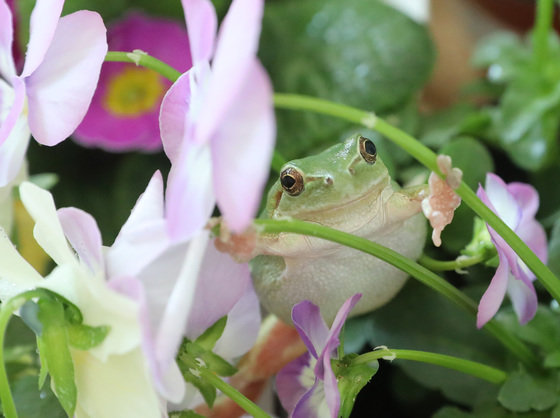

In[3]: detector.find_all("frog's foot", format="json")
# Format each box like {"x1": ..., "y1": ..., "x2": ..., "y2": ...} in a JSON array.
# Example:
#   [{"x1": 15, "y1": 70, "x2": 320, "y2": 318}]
[
  {"x1": 422, "y1": 155, "x2": 462, "y2": 247},
  {"x1": 211, "y1": 218, "x2": 258, "y2": 262}
]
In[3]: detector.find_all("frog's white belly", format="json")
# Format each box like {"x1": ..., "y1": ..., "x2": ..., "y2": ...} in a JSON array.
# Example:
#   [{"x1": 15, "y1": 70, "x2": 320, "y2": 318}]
[{"x1": 251, "y1": 213, "x2": 427, "y2": 325}]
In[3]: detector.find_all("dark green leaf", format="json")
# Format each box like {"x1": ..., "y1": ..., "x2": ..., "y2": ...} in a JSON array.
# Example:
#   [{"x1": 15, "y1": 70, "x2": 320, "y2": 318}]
[
  {"x1": 544, "y1": 351, "x2": 560, "y2": 369},
  {"x1": 336, "y1": 354, "x2": 378, "y2": 418},
  {"x1": 194, "y1": 316, "x2": 227, "y2": 351},
  {"x1": 179, "y1": 361, "x2": 217, "y2": 408},
  {"x1": 12, "y1": 375, "x2": 66, "y2": 418},
  {"x1": 497, "y1": 368, "x2": 558, "y2": 412},
  {"x1": 36, "y1": 299, "x2": 76, "y2": 417}
]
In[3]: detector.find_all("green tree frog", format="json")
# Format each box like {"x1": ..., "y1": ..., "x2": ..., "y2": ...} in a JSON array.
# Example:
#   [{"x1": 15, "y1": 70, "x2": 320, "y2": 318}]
[{"x1": 249, "y1": 134, "x2": 430, "y2": 324}]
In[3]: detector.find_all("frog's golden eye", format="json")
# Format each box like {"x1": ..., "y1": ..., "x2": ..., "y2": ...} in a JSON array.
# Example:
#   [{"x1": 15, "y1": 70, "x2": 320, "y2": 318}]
[
  {"x1": 280, "y1": 167, "x2": 304, "y2": 196},
  {"x1": 359, "y1": 136, "x2": 377, "y2": 164}
]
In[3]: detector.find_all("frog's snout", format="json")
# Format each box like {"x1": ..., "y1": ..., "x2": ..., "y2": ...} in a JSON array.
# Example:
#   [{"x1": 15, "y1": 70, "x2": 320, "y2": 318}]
[{"x1": 324, "y1": 176, "x2": 333, "y2": 185}]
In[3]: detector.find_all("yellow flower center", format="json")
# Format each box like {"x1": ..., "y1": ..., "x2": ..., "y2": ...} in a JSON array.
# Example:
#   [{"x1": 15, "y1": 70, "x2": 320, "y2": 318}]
[{"x1": 103, "y1": 67, "x2": 165, "y2": 117}]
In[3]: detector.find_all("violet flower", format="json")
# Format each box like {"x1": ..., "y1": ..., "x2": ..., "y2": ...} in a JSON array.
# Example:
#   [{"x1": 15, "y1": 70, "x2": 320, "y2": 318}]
[
  {"x1": 159, "y1": 0, "x2": 275, "y2": 240},
  {"x1": 276, "y1": 294, "x2": 362, "y2": 418},
  {"x1": 0, "y1": 0, "x2": 107, "y2": 186},
  {"x1": 74, "y1": 13, "x2": 192, "y2": 152},
  {"x1": 476, "y1": 173, "x2": 548, "y2": 328}
]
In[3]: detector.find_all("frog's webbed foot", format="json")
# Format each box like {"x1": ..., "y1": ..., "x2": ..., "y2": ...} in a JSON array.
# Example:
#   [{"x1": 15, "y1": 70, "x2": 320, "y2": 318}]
[
  {"x1": 209, "y1": 218, "x2": 258, "y2": 262},
  {"x1": 422, "y1": 155, "x2": 462, "y2": 247}
]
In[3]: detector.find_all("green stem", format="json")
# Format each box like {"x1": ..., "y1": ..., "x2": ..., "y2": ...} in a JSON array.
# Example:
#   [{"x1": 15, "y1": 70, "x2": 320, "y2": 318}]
[
  {"x1": 273, "y1": 93, "x2": 560, "y2": 303},
  {"x1": 105, "y1": 51, "x2": 181, "y2": 83},
  {"x1": 533, "y1": 0, "x2": 555, "y2": 67},
  {"x1": 197, "y1": 367, "x2": 270, "y2": 418},
  {"x1": 355, "y1": 348, "x2": 507, "y2": 384},
  {"x1": 255, "y1": 218, "x2": 539, "y2": 369},
  {"x1": 418, "y1": 253, "x2": 487, "y2": 272},
  {"x1": 0, "y1": 297, "x2": 28, "y2": 418}
]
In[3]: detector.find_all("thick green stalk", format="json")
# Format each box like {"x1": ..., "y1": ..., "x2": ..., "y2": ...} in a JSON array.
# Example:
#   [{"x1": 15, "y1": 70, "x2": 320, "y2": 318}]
[
  {"x1": 196, "y1": 368, "x2": 270, "y2": 418},
  {"x1": 255, "y1": 218, "x2": 539, "y2": 368},
  {"x1": 355, "y1": 348, "x2": 507, "y2": 384},
  {"x1": 105, "y1": 51, "x2": 181, "y2": 82},
  {"x1": 419, "y1": 253, "x2": 487, "y2": 272},
  {"x1": 533, "y1": 0, "x2": 555, "y2": 67},
  {"x1": 273, "y1": 93, "x2": 560, "y2": 303}
]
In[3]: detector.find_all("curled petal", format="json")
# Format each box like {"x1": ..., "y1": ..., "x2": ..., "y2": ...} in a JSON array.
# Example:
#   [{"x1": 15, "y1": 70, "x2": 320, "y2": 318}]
[
  {"x1": 211, "y1": 60, "x2": 275, "y2": 232},
  {"x1": 20, "y1": 0, "x2": 64, "y2": 77},
  {"x1": 292, "y1": 301, "x2": 329, "y2": 360},
  {"x1": 0, "y1": 76, "x2": 25, "y2": 149},
  {"x1": 196, "y1": 0, "x2": 264, "y2": 143},
  {"x1": 0, "y1": 97, "x2": 30, "y2": 187},
  {"x1": 26, "y1": 11, "x2": 107, "y2": 145},
  {"x1": 322, "y1": 347, "x2": 340, "y2": 418},
  {"x1": 57, "y1": 207, "x2": 104, "y2": 274},
  {"x1": 508, "y1": 182, "x2": 540, "y2": 222},
  {"x1": 19, "y1": 182, "x2": 76, "y2": 266},
  {"x1": 507, "y1": 275, "x2": 537, "y2": 325},
  {"x1": 0, "y1": 0, "x2": 16, "y2": 81},
  {"x1": 160, "y1": 71, "x2": 192, "y2": 164},
  {"x1": 477, "y1": 250, "x2": 510, "y2": 328},
  {"x1": 292, "y1": 380, "x2": 329, "y2": 418},
  {"x1": 181, "y1": 0, "x2": 216, "y2": 65},
  {"x1": 482, "y1": 173, "x2": 521, "y2": 230}
]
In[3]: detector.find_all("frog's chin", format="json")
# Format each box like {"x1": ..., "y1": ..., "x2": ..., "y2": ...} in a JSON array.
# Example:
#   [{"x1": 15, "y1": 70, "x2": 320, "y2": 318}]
[{"x1": 277, "y1": 179, "x2": 393, "y2": 232}]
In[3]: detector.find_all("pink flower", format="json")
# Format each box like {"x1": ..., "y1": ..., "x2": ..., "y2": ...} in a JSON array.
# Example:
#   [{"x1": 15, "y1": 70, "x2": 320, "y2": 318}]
[
  {"x1": 74, "y1": 13, "x2": 192, "y2": 152},
  {"x1": 276, "y1": 294, "x2": 362, "y2": 418},
  {"x1": 159, "y1": 0, "x2": 275, "y2": 240},
  {"x1": 0, "y1": 0, "x2": 107, "y2": 186},
  {"x1": 476, "y1": 173, "x2": 548, "y2": 328}
]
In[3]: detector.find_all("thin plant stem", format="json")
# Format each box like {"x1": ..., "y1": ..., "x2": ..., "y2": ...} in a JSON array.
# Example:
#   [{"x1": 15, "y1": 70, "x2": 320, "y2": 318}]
[
  {"x1": 273, "y1": 93, "x2": 560, "y2": 303},
  {"x1": 255, "y1": 218, "x2": 540, "y2": 369},
  {"x1": 418, "y1": 253, "x2": 487, "y2": 272},
  {"x1": 533, "y1": 0, "x2": 555, "y2": 67},
  {"x1": 355, "y1": 348, "x2": 507, "y2": 384},
  {"x1": 105, "y1": 51, "x2": 181, "y2": 82},
  {"x1": 196, "y1": 367, "x2": 270, "y2": 418}
]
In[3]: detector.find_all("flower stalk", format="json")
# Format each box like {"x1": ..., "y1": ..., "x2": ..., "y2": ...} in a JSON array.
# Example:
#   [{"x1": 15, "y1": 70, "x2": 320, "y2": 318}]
[
  {"x1": 533, "y1": 0, "x2": 555, "y2": 67},
  {"x1": 355, "y1": 348, "x2": 507, "y2": 384}
]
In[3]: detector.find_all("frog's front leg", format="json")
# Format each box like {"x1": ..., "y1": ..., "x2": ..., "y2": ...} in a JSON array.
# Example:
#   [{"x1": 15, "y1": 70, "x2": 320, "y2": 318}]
[{"x1": 384, "y1": 183, "x2": 428, "y2": 225}]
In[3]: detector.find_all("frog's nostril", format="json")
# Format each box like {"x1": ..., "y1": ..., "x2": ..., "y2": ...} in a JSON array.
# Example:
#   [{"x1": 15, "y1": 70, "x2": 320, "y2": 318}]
[{"x1": 325, "y1": 176, "x2": 334, "y2": 185}]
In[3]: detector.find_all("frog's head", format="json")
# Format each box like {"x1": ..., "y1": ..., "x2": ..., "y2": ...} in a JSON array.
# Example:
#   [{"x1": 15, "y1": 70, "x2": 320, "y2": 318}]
[{"x1": 266, "y1": 134, "x2": 391, "y2": 222}]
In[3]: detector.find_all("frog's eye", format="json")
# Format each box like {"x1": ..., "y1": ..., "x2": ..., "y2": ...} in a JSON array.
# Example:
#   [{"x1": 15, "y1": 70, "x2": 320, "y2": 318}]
[
  {"x1": 359, "y1": 136, "x2": 377, "y2": 164},
  {"x1": 280, "y1": 167, "x2": 304, "y2": 196}
]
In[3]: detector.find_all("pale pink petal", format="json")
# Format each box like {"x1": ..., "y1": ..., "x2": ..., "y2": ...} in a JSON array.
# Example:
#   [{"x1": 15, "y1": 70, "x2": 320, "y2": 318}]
[
  {"x1": 508, "y1": 182, "x2": 539, "y2": 221},
  {"x1": 195, "y1": 0, "x2": 264, "y2": 143},
  {"x1": 181, "y1": 0, "x2": 216, "y2": 65},
  {"x1": 0, "y1": 75, "x2": 25, "y2": 148},
  {"x1": 25, "y1": 11, "x2": 107, "y2": 145},
  {"x1": 213, "y1": 282, "x2": 261, "y2": 359},
  {"x1": 322, "y1": 349, "x2": 340, "y2": 418},
  {"x1": 517, "y1": 218, "x2": 547, "y2": 264},
  {"x1": 165, "y1": 140, "x2": 215, "y2": 242},
  {"x1": 276, "y1": 353, "x2": 313, "y2": 414},
  {"x1": 20, "y1": 0, "x2": 64, "y2": 77},
  {"x1": 211, "y1": 61, "x2": 275, "y2": 232},
  {"x1": 185, "y1": 241, "x2": 251, "y2": 340},
  {"x1": 483, "y1": 173, "x2": 521, "y2": 230},
  {"x1": 159, "y1": 71, "x2": 192, "y2": 164},
  {"x1": 57, "y1": 207, "x2": 104, "y2": 274},
  {"x1": 507, "y1": 276, "x2": 537, "y2": 325},
  {"x1": 292, "y1": 301, "x2": 330, "y2": 360},
  {"x1": 477, "y1": 250, "x2": 510, "y2": 328},
  {"x1": 0, "y1": 0, "x2": 16, "y2": 81},
  {"x1": 0, "y1": 83, "x2": 29, "y2": 187},
  {"x1": 19, "y1": 182, "x2": 76, "y2": 266}
]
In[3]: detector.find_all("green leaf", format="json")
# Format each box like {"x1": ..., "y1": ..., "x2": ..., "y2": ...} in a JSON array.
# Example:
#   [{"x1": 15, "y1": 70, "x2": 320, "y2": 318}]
[
  {"x1": 169, "y1": 411, "x2": 205, "y2": 418},
  {"x1": 12, "y1": 375, "x2": 66, "y2": 418},
  {"x1": 179, "y1": 357, "x2": 217, "y2": 408},
  {"x1": 19, "y1": 300, "x2": 42, "y2": 336},
  {"x1": 544, "y1": 351, "x2": 560, "y2": 368},
  {"x1": 36, "y1": 299, "x2": 76, "y2": 417},
  {"x1": 66, "y1": 323, "x2": 110, "y2": 350},
  {"x1": 336, "y1": 354, "x2": 379, "y2": 418},
  {"x1": 497, "y1": 368, "x2": 558, "y2": 412},
  {"x1": 472, "y1": 32, "x2": 528, "y2": 83},
  {"x1": 194, "y1": 316, "x2": 227, "y2": 351},
  {"x1": 186, "y1": 342, "x2": 237, "y2": 377},
  {"x1": 357, "y1": 280, "x2": 506, "y2": 407}
]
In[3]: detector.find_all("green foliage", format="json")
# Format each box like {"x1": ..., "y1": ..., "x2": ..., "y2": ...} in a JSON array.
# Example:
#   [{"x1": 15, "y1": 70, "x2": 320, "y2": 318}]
[
  {"x1": 10, "y1": 376, "x2": 66, "y2": 418},
  {"x1": 497, "y1": 368, "x2": 558, "y2": 413},
  {"x1": 336, "y1": 354, "x2": 379, "y2": 418}
]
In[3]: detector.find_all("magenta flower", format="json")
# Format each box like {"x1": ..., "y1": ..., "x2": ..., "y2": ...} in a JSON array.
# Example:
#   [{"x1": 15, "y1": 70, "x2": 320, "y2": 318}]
[
  {"x1": 74, "y1": 13, "x2": 192, "y2": 152},
  {"x1": 0, "y1": 0, "x2": 107, "y2": 186},
  {"x1": 476, "y1": 173, "x2": 548, "y2": 328},
  {"x1": 159, "y1": 0, "x2": 275, "y2": 240},
  {"x1": 276, "y1": 294, "x2": 362, "y2": 418}
]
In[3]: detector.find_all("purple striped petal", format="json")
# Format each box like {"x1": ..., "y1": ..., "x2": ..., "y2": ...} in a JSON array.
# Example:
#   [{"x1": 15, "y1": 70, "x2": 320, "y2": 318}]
[
  {"x1": 25, "y1": 11, "x2": 107, "y2": 145},
  {"x1": 181, "y1": 0, "x2": 216, "y2": 65},
  {"x1": 477, "y1": 249, "x2": 510, "y2": 328},
  {"x1": 211, "y1": 60, "x2": 275, "y2": 232},
  {"x1": 20, "y1": 0, "x2": 64, "y2": 77},
  {"x1": 292, "y1": 380, "x2": 329, "y2": 418},
  {"x1": 276, "y1": 353, "x2": 314, "y2": 415},
  {"x1": 195, "y1": 0, "x2": 264, "y2": 144},
  {"x1": 57, "y1": 207, "x2": 104, "y2": 274},
  {"x1": 292, "y1": 301, "x2": 330, "y2": 360},
  {"x1": 0, "y1": 0, "x2": 16, "y2": 81}
]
